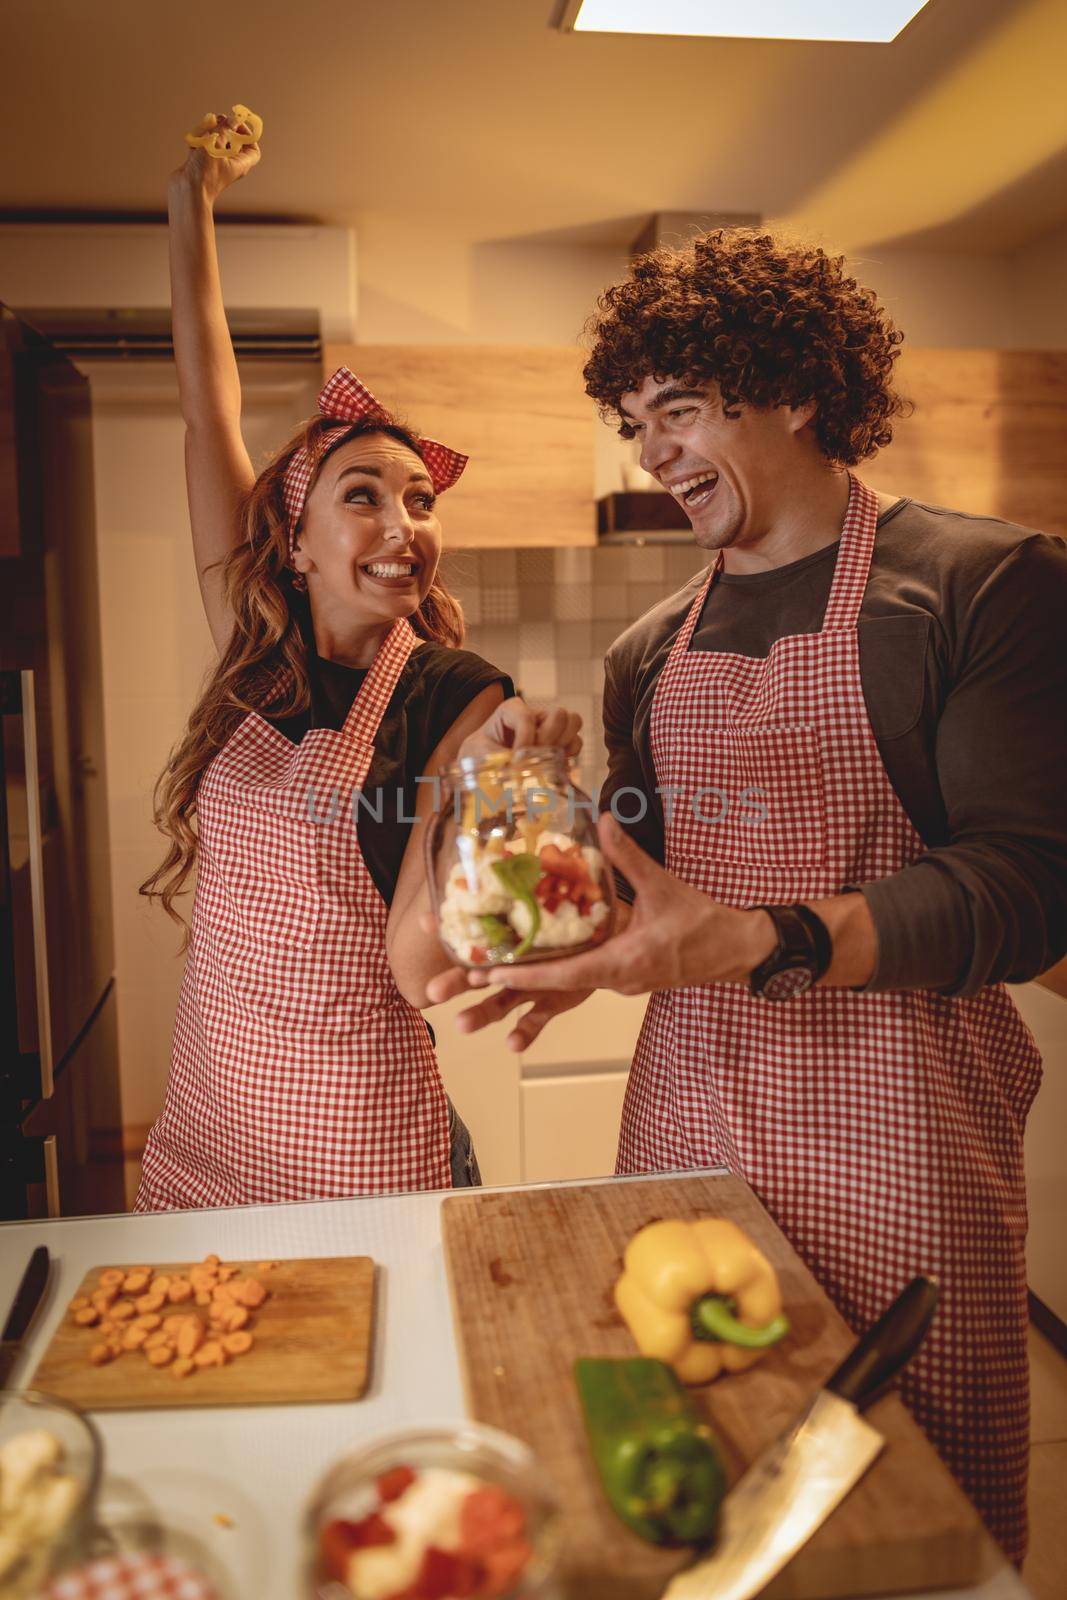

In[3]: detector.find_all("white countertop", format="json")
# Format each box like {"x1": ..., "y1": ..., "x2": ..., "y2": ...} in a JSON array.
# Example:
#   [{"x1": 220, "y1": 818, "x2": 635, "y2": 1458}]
[{"x1": 0, "y1": 1180, "x2": 1030, "y2": 1600}]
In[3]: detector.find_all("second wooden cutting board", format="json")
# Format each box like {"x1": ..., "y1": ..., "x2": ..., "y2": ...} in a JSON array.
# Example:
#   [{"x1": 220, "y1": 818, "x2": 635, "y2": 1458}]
[
  {"x1": 31, "y1": 1256, "x2": 375, "y2": 1409},
  {"x1": 442, "y1": 1175, "x2": 987, "y2": 1600}
]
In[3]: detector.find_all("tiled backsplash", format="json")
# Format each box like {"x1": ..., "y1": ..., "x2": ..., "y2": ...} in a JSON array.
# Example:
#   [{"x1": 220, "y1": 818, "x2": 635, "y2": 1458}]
[{"x1": 439, "y1": 543, "x2": 709, "y2": 796}]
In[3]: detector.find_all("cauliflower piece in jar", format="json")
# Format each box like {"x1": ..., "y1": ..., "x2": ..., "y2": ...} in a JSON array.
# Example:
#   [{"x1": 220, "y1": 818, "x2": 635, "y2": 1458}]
[{"x1": 511, "y1": 895, "x2": 608, "y2": 951}]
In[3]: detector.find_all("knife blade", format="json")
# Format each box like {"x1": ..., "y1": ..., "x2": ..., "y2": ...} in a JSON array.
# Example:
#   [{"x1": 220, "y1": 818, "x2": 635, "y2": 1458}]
[
  {"x1": 662, "y1": 1275, "x2": 940, "y2": 1600},
  {"x1": 0, "y1": 1245, "x2": 51, "y2": 1388}
]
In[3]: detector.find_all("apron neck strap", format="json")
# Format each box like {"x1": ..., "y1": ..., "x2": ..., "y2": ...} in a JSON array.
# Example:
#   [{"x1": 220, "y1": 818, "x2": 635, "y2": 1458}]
[
  {"x1": 676, "y1": 551, "x2": 724, "y2": 653},
  {"x1": 342, "y1": 616, "x2": 420, "y2": 741},
  {"x1": 674, "y1": 472, "x2": 876, "y2": 651},
  {"x1": 821, "y1": 473, "x2": 879, "y2": 632}
]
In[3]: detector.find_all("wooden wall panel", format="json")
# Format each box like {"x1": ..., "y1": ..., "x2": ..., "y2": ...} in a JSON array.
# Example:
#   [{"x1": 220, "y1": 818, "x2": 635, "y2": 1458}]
[
  {"x1": 867, "y1": 350, "x2": 1067, "y2": 537},
  {"x1": 323, "y1": 345, "x2": 596, "y2": 548}
]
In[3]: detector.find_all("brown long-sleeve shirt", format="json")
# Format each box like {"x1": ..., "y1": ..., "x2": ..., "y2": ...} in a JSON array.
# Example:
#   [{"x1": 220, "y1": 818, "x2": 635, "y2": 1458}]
[{"x1": 601, "y1": 497, "x2": 1067, "y2": 996}]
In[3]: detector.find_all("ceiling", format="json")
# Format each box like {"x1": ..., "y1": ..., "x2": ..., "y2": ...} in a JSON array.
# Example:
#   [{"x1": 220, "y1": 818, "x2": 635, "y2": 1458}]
[{"x1": 1, "y1": 0, "x2": 1064, "y2": 255}]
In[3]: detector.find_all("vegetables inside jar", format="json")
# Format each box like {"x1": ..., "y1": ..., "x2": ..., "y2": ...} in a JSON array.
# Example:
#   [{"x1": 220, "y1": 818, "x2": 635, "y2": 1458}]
[{"x1": 426, "y1": 747, "x2": 616, "y2": 968}]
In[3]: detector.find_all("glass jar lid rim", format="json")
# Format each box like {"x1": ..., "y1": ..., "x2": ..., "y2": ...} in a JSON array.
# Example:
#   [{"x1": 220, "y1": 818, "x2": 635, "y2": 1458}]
[{"x1": 444, "y1": 743, "x2": 571, "y2": 779}]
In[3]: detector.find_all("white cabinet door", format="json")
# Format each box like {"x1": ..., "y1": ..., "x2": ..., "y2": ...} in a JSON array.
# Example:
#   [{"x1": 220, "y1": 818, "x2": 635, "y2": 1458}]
[
  {"x1": 521, "y1": 1071, "x2": 628, "y2": 1184},
  {"x1": 1012, "y1": 982, "x2": 1067, "y2": 1322}
]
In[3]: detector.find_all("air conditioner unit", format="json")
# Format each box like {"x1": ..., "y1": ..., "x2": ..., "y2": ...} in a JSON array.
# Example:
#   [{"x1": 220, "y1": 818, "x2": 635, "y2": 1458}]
[{"x1": 0, "y1": 221, "x2": 356, "y2": 359}]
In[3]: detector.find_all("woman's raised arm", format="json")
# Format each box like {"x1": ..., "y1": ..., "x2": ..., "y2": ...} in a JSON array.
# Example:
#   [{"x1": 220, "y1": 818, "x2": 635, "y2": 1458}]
[{"x1": 167, "y1": 137, "x2": 261, "y2": 652}]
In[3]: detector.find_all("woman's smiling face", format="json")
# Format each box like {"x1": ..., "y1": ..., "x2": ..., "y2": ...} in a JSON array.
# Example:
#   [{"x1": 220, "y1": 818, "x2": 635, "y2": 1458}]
[{"x1": 293, "y1": 431, "x2": 442, "y2": 629}]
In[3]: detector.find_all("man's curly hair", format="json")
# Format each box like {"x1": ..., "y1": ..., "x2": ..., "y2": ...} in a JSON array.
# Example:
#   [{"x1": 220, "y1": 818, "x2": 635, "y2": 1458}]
[{"x1": 583, "y1": 229, "x2": 907, "y2": 465}]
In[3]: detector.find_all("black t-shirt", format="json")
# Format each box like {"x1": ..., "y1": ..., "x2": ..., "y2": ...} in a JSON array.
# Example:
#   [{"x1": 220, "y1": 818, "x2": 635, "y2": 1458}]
[
  {"x1": 603, "y1": 498, "x2": 1067, "y2": 996},
  {"x1": 269, "y1": 644, "x2": 514, "y2": 905}
]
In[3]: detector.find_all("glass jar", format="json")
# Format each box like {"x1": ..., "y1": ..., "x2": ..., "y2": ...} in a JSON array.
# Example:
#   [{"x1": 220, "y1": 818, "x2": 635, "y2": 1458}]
[
  {"x1": 0, "y1": 1390, "x2": 102, "y2": 1597},
  {"x1": 303, "y1": 1421, "x2": 563, "y2": 1600},
  {"x1": 425, "y1": 747, "x2": 616, "y2": 969}
]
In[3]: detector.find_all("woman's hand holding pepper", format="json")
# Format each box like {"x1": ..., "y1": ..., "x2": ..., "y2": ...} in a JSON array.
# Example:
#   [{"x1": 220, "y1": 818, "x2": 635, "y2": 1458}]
[{"x1": 170, "y1": 140, "x2": 261, "y2": 207}]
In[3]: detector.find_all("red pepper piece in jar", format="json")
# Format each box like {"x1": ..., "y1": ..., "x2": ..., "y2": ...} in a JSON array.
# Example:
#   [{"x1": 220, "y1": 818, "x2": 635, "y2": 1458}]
[
  {"x1": 320, "y1": 1520, "x2": 362, "y2": 1582},
  {"x1": 407, "y1": 1546, "x2": 483, "y2": 1599},
  {"x1": 539, "y1": 842, "x2": 590, "y2": 886},
  {"x1": 377, "y1": 1464, "x2": 417, "y2": 1503},
  {"x1": 459, "y1": 1484, "x2": 528, "y2": 1550},
  {"x1": 319, "y1": 1513, "x2": 398, "y2": 1581},
  {"x1": 481, "y1": 1539, "x2": 533, "y2": 1597}
]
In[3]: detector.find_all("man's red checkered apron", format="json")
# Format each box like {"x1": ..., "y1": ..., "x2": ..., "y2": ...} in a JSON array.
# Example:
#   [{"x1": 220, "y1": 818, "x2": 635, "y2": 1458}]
[
  {"x1": 136, "y1": 617, "x2": 451, "y2": 1208},
  {"x1": 618, "y1": 475, "x2": 1041, "y2": 1559}
]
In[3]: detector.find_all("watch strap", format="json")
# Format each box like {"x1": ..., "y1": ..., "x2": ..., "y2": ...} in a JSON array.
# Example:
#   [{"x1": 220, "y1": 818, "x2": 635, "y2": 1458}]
[{"x1": 750, "y1": 903, "x2": 832, "y2": 994}]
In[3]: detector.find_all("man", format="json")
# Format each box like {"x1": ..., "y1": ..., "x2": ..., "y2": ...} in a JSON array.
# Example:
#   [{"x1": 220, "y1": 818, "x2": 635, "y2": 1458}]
[{"x1": 429, "y1": 229, "x2": 1067, "y2": 1560}]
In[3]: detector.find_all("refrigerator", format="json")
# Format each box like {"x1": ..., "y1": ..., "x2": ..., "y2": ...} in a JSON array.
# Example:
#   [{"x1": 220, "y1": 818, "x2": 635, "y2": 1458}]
[{"x1": 0, "y1": 302, "x2": 124, "y2": 1220}]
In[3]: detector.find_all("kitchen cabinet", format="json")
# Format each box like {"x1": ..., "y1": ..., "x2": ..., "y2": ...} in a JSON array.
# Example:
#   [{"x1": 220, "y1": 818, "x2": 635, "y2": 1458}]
[
  {"x1": 867, "y1": 349, "x2": 1067, "y2": 537},
  {"x1": 520, "y1": 1068, "x2": 627, "y2": 1182},
  {"x1": 429, "y1": 988, "x2": 645, "y2": 1186},
  {"x1": 1012, "y1": 981, "x2": 1067, "y2": 1331},
  {"x1": 323, "y1": 344, "x2": 595, "y2": 548}
]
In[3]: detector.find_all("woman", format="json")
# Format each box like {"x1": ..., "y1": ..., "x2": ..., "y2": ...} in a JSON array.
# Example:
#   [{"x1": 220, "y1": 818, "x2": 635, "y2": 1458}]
[{"x1": 135, "y1": 126, "x2": 578, "y2": 1209}]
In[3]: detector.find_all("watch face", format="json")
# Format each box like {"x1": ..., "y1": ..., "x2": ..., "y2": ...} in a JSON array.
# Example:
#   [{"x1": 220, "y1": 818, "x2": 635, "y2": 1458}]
[{"x1": 762, "y1": 966, "x2": 815, "y2": 1001}]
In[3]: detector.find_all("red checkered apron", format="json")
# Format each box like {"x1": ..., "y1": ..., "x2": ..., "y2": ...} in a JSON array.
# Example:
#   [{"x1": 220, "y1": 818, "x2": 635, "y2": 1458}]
[
  {"x1": 136, "y1": 617, "x2": 451, "y2": 1208},
  {"x1": 618, "y1": 476, "x2": 1041, "y2": 1559}
]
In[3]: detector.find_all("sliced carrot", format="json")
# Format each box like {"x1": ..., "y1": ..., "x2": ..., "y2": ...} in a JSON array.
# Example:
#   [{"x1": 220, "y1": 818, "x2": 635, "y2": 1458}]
[
  {"x1": 177, "y1": 1318, "x2": 204, "y2": 1358},
  {"x1": 222, "y1": 1331, "x2": 253, "y2": 1355}
]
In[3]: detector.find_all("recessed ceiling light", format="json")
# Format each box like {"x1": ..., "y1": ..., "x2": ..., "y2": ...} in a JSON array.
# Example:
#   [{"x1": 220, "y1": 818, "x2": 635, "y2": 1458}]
[{"x1": 559, "y1": 0, "x2": 933, "y2": 44}]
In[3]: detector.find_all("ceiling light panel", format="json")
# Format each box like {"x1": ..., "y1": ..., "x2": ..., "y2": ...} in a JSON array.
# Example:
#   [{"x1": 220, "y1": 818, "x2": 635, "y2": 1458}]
[{"x1": 564, "y1": 0, "x2": 933, "y2": 44}]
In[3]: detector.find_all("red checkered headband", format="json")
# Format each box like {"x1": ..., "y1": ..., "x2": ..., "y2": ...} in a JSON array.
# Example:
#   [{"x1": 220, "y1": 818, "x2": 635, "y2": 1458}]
[{"x1": 282, "y1": 367, "x2": 469, "y2": 558}]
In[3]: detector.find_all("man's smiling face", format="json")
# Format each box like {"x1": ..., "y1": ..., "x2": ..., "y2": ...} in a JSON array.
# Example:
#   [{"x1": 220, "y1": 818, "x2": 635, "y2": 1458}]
[{"x1": 618, "y1": 375, "x2": 815, "y2": 552}]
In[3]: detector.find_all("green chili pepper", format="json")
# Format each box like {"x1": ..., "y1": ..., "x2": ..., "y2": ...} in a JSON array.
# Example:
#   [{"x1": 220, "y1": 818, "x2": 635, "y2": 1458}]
[
  {"x1": 690, "y1": 1294, "x2": 790, "y2": 1349},
  {"x1": 490, "y1": 853, "x2": 542, "y2": 957},
  {"x1": 574, "y1": 1357, "x2": 725, "y2": 1546}
]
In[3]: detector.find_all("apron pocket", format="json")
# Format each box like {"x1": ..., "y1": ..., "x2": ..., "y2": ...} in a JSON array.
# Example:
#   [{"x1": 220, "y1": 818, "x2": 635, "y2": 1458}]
[
  {"x1": 672, "y1": 724, "x2": 828, "y2": 868},
  {"x1": 210, "y1": 798, "x2": 322, "y2": 950}
]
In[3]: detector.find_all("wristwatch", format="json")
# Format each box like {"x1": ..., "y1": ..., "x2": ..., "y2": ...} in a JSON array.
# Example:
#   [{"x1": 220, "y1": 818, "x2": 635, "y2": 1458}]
[{"x1": 749, "y1": 904, "x2": 832, "y2": 1000}]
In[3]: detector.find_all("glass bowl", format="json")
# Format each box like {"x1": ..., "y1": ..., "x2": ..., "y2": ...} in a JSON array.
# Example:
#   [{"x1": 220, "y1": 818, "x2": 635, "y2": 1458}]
[
  {"x1": 0, "y1": 1389, "x2": 103, "y2": 1596},
  {"x1": 304, "y1": 1421, "x2": 562, "y2": 1599}
]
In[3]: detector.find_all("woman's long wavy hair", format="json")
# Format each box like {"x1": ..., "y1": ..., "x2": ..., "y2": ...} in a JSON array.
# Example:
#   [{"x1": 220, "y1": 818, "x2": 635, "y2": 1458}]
[{"x1": 141, "y1": 414, "x2": 465, "y2": 930}]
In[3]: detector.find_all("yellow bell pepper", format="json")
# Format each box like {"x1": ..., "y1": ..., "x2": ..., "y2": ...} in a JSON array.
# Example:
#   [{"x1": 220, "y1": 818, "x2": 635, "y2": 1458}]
[
  {"x1": 615, "y1": 1218, "x2": 789, "y2": 1386},
  {"x1": 185, "y1": 105, "x2": 263, "y2": 158}
]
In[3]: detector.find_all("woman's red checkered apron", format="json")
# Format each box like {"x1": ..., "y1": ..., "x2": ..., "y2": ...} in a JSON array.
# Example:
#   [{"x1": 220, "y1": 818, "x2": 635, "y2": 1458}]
[
  {"x1": 618, "y1": 476, "x2": 1041, "y2": 1559},
  {"x1": 136, "y1": 617, "x2": 451, "y2": 1208}
]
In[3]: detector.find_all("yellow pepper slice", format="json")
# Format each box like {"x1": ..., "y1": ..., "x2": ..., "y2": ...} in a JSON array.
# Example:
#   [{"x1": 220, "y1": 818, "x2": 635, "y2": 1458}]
[
  {"x1": 615, "y1": 1218, "x2": 787, "y2": 1386},
  {"x1": 185, "y1": 104, "x2": 263, "y2": 158}
]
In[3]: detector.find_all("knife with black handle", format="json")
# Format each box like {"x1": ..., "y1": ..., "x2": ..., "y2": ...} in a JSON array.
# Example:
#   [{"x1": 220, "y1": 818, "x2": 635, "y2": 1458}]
[
  {"x1": 0, "y1": 1245, "x2": 51, "y2": 1388},
  {"x1": 826, "y1": 1273, "x2": 941, "y2": 1410},
  {"x1": 664, "y1": 1275, "x2": 941, "y2": 1600}
]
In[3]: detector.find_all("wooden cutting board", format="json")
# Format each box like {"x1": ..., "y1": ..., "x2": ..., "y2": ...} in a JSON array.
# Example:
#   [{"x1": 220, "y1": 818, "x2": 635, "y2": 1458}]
[
  {"x1": 442, "y1": 1176, "x2": 989, "y2": 1600},
  {"x1": 31, "y1": 1256, "x2": 375, "y2": 1409}
]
